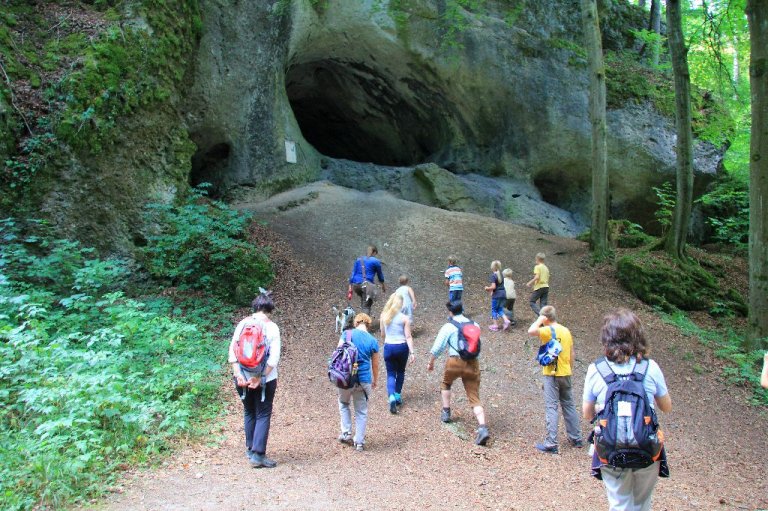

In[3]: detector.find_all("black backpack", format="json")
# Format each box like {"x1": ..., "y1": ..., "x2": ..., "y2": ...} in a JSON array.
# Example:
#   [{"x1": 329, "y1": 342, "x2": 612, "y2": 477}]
[
  {"x1": 448, "y1": 319, "x2": 482, "y2": 360},
  {"x1": 592, "y1": 358, "x2": 664, "y2": 469}
]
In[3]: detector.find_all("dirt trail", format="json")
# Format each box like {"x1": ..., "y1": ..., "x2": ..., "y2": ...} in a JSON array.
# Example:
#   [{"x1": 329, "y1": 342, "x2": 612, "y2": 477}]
[{"x1": 103, "y1": 183, "x2": 768, "y2": 511}]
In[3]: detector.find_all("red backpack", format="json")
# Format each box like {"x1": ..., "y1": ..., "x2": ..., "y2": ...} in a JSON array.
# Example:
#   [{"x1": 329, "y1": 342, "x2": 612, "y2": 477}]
[
  {"x1": 235, "y1": 318, "x2": 270, "y2": 374},
  {"x1": 448, "y1": 319, "x2": 482, "y2": 360}
]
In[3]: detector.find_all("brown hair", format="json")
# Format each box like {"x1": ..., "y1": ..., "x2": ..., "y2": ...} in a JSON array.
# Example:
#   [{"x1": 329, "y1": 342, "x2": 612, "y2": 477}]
[
  {"x1": 447, "y1": 255, "x2": 458, "y2": 266},
  {"x1": 367, "y1": 245, "x2": 378, "y2": 256},
  {"x1": 540, "y1": 305, "x2": 557, "y2": 322},
  {"x1": 600, "y1": 309, "x2": 649, "y2": 363},
  {"x1": 354, "y1": 313, "x2": 372, "y2": 329},
  {"x1": 399, "y1": 274, "x2": 409, "y2": 285}
]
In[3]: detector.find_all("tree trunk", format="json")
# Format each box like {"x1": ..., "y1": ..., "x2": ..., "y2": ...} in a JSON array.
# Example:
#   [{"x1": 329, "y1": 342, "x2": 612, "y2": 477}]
[
  {"x1": 747, "y1": 0, "x2": 768, "y2": 350},
  {"x1": 582, "y1": 0, "x2": 609, "y2": 259},
  {"x1": 664, "y1": 0, "x2": 694, "y2": 260},
  {"x1": 649, "y1": 0, "x2": 662, "y2": 67},
  {"x1": 639, "y1": 0, "x2": 647, "y2": 8}
]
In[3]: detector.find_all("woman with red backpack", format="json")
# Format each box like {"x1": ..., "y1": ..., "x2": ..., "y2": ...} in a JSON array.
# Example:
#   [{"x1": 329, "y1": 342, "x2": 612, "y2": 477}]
[{"x1": 229, "y1": 290, "x2": 282, "y2": 468}]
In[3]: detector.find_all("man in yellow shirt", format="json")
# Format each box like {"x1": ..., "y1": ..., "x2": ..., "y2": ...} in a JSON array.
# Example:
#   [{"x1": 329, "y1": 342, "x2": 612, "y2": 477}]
[
  {"x1": 526, "y1": 252, "x2": 550, "y2": 316},
  {"x1": 527, "y1": 305, "x2": 582, "y2": 454}
]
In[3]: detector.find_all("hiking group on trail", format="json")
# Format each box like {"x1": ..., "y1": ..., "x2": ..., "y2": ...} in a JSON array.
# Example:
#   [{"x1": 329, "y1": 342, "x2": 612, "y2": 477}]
[{"x1": 230, "y1": 245, "x2": 678, "y2": 511}]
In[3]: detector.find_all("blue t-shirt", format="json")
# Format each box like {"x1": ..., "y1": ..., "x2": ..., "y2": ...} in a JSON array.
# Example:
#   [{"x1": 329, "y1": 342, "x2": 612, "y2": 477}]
[
  {"x1": 583, "y1": 358, "x2": 668, "y2": 409},
  {"x1": 349, "y1": 257, "x2": 385, "y2": 285},
  {"x1": 488, "y1": 272, "x2": 505, "y2": 299},
  {"x1": 341, "y1": 329, "x2": 379, "y2": 384}
]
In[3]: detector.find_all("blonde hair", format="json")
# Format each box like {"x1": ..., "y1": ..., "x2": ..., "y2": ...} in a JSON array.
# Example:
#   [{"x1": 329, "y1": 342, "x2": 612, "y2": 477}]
[
  {"x1": 354, "y1": 313, "x2": 372, "y2": 329},
  {"x1": 447, "y1": 255, "x2": 458, "y2": 265},
  {"x1": 541, "y1": 305, "x2": 557, "y2": 322},
  {"x1": 502, "y1": 268, "x2": 513, "y2": 278},
  {"x1": 491, "y1": 260, "x2": 502, "y2": 283},
  {"x1": 536, "y1": 252, "x2": 546, "y2": 261},
  {"x1": 380, "y1": 293, "x2": 404, "y2": 327},
  {"x1": 399, "y1": 274, "x2": 409, "y2": 285}
]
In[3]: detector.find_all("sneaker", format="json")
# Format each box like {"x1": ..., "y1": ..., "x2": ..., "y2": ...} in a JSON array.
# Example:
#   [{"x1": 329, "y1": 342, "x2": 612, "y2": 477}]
[
  {"x1": 440, "y1": 408, "x2": 451, "y2": 423},
  {"x1": 535, "y1": 442, "x2": 559, "y2": 454},
  {"x1": 249, "y1": 453, "x2": 278, "y2": 468},
  {"x1": 338, "y1": 432, "x2": 353, "y2": 445},
  {"x1": 570, "y1": 439, "x2": 584, "y2": 448},
  {"x1": 354, "y1": 443, "x2": 364, "y2": 452},
  {"x1": 488, "y1": 324, "x2": 500, "y2": 332},
  {"x1": 475, "y1": 426, "x2": 490, "y2": 446},
  {"x1": 394, "y1": 393, "x2": 403, "y2": 406},
  {"x1": 389, "y1": 400, "x2": 398, "y2": 414}
]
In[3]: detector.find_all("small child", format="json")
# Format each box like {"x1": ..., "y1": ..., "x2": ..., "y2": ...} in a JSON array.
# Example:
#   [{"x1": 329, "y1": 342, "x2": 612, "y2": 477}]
[
  {"x1": 502, "y1": 268, "x2": 517, "y2": 327},
  {"x1": 444, "y1": 256, "x2": 464, "y2": 304},
  {"x1": 526, "y1": 252, "x2": 550, "y2": 316},
  {"x1": 395, "y1": 275, "x2": 416, "y2": 324}
]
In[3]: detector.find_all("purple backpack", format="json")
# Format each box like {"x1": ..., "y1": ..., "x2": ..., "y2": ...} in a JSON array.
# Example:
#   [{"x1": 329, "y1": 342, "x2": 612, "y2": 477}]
[{"x1": 328, "y1": 330, "x2": 359, "y2": 389}]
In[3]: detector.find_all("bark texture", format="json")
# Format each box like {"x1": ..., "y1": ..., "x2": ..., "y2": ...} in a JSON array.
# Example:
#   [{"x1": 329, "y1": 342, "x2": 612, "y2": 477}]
[
  {"x1": 582, "y1": 0, "x2": 609, "y2": 258},
  {"x1": 649, "y1": 0, "x2": 662, "y2": 66},
  {"x1": 747, "y1": 0, "x2": 768, "y2": 349},
  {"x1": 664, "y1": 0, "x2": 695, "y2": 260}
]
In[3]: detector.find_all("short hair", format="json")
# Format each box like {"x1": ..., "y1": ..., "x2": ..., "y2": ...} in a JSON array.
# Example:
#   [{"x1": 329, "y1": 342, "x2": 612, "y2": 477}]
[
  {"x1": 354, "y1": 313, "x2": 372, "y2": 329},
  {"x1": 367, "y1": 245, "x2": 378, "y2": 256},
  {"x1": 399, "y1": 274, "x2": 409, "y2": 285},
  {"x1": 600, "y1": 309, "x2": 649, "y2": 363},
  {"x1": 446, "y1": 300, "x2": 463, "y2": 315},
  {"x1": 502, "y1": 268, "x2": 513, "y2": 278},
  {"x1": 447, "y1": 255, "x2": 458, "y2": 265},
  {"x1": 540, "y1": 305, "x2": 556, "y2": 322},
  {"x1": 536, "y1": 252, "x2": 546, "y2": 261},
  {"x1": 251, "y1": 291, "x2": 275, "y2": 313}
]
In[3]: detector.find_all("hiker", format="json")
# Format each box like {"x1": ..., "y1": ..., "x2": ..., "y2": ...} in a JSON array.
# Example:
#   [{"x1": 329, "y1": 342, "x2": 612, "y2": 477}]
[
  {"x1": 395, "y1": 274, "x2": 417, "y2": 325},
  {"x1": 528, "y1": 305, "x2": 583, "y2": 454},
  {"x1": 502, "y1": 268, "x2": 517, "y2": 327},
  {"x1": 348, "y1": 245, "x2": 386, "y2": 314},
  {"x1": 526, "y1": 252, "x2": 550, "y2": 316},
  {"x1": 380, "y1": 293, "x2": 415, "y2": 414},
  {"x1": 762, "y1": 352, "x2": 768, "y2": 389},
  {"x1": 484, "y1": 260, "x2": 510, "y2": 332},
  {"x1": 583, "y1": 309, "x2": 672, "y2": 511},
  {"x1": 337, "y1": 313, "x2": 380, "y2": 452},
  {"x1": 229, "y1": 290, "x2": 281, "y2": 468},
  {"x1": 427, "y1": 300, "x2": 489, "y2": 446},
  {"x1": 444, "y1": 255, "x2": 464, "y2": 303}
]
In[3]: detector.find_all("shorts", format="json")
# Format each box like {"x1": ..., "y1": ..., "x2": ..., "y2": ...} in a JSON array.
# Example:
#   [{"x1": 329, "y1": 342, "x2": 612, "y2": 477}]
[{"x1": 441, "y1": 356, "x2": 482, "y2": 407}]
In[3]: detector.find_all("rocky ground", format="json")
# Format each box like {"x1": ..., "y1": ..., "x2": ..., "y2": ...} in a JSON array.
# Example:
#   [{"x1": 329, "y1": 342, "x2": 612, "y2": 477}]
[{"x1": 101, "y1": 183, "x2": 767, "y2": 511}]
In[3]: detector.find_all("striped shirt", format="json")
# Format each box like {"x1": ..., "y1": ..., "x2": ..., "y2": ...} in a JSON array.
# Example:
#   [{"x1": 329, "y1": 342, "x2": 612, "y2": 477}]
[{"x1": 444, "y1": 265, "x2": 463, "y2": 291}]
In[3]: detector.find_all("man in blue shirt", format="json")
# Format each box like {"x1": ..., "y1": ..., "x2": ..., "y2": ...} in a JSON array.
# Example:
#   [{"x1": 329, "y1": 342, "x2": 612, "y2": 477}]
[
  {"x1": 427, "y1": 301, "x2": 489, "y2": 446},
  {"x1": 348, "y1": 245, "x2": 386, "y2": 314}
]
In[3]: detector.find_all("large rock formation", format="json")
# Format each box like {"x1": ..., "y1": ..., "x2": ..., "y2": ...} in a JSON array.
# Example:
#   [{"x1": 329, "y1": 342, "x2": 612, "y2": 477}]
[{"x1": 185, "y1": 0, "x2": 722, "y2": 233}]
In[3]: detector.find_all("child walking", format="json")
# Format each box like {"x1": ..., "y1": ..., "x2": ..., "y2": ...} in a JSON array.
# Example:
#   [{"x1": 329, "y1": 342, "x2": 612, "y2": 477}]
[
  {"x1": 502, "y1": 268, "x2": 517, "y2": 327},
  {"x1": 444, "y1": 256, "x2": 463, "y2": 303},
  {"x1": 395, "y1": 275, "x2": 417, "y2": 324},
  {"x1": 526, "y1": 252, "x2": 550, "y2": 316},
  {"x1": 484, "y1": 260, "x2": 510, "y2": 332}
]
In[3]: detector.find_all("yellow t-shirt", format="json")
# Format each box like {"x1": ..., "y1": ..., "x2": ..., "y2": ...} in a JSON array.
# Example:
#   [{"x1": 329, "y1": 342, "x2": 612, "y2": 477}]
[
  {"x1": 533, "y1": 263, "x2": 550, "y2": 290},
  {"x1": 538, "y1": 323, "x2": 573, "y2": 377}
]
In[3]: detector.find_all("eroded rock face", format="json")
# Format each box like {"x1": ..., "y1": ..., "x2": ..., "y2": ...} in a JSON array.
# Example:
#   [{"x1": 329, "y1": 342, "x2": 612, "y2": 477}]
[{"x1": 187, "y1": 0, "x2": 722, "y2": 231}]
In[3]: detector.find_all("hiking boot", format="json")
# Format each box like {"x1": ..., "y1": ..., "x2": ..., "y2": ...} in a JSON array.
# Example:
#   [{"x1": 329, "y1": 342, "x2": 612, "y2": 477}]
[
  {"x1": 475, "y1": 426, "x2": 490, "y2": 446},
  {"x1": 338, "y1": 432, "x2": 353, "y2": 445},
  {"x1": 535, "y1": 442, "x2": 559, "y2": 455},
  {"x1": 570, "y1": 439, "x2": 584, "y2": 448},
  {"x1": 440, "y1": 408, "x2": 451, "y2": 423},
  {"x1": 249, "y1": 453, "x2": 278, "y2": 468},
  {"x1": 354, "y1": 443, "x2": 364, "y2": 452}
]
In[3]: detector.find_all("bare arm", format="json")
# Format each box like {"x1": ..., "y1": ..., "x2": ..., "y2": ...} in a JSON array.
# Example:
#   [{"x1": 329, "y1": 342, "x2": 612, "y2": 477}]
[
  {"x1": 371, "y1": 352, "x2": 380, "y2": 389},
  {"x1": 528, "y1": 315, "x2": 546, "y2": 337},
  {"x1": 404, "y1": 318, "x2": 415, "y2": 364},
  {"x1": 583, "y1": 401, "x2": 596, "y2": 421},
  {"x1": 655, "y1": 394, "x2": 672, "y2": 413},
  {"x1": 409, "y1": 288, "x2": 416, "y2": 309}
]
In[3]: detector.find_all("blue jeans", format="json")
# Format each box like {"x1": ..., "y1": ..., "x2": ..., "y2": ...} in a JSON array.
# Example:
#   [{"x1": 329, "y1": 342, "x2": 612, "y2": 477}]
[
  {"x1": 448, "y1": 290, "x2": 463, "y2": 303},
  {"x1": 490, "y1": 297, "x2": 505, "y2": 319},
  {"x1": 235, "y1": 378, "x2": 277, "y2": 455},
  {"x1": 384, "y1": 342, "x2": 410, "y2": 397}
]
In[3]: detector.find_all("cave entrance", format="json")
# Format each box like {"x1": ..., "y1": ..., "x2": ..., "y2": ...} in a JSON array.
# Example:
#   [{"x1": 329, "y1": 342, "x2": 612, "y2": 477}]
[
  {"x1": 285, "y1": 58, "x2": 446, "y2": 166},
  {"x1": 190, "y1": 140, "x2": 231, "y2": 197}
]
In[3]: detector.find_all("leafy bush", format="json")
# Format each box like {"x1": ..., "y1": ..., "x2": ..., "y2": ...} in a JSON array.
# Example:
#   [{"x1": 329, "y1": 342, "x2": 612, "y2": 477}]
[
  {"x1": 0, "y1": 219, "x2": 226, "y2": 510},
  {"x1": 609, "y1": 220, "x2": 654, "y2": 248},
  {"x1": 652, "y1": 181, "x2": 674, "y2": 236},
  {"x1": 142, "y1": 185, "x2": 273, "y2": 304},
  {"x1": 698, "y1": 176, "x2": 749, "y2": 249}
]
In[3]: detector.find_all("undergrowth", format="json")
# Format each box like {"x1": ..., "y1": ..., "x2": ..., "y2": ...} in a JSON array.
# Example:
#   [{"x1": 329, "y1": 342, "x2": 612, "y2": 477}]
[{"x1": 662, "y1": 312, "x2": 768, "y2": 406}]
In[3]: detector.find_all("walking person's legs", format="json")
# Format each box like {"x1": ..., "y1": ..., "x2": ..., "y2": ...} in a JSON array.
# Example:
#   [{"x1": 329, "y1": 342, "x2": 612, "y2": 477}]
[
  {"x1": 529, "y1": 288, "x2": 544, "y2": 315},
  {"x1": 540, "y1": 287, "x2": 549, "y2": 309},
  {"x1": 338, "y1": 387, "x2": 353, "y2": 442},
  {"x1": 539, "y1": 375, "x2": 560, "y2": 450},
  {"x1": 237, "y1": 383, "x2": 257, "y2": 453},
  {"x1": 393, "y1": 344, "x2": 409, "y2": 399},
  {"x1": 460, "y1": 359, "x2": 489, "y2": 445},
  {"x1": 352, "y1": 384, "x2": 372, "y2": 448},
  {"x1": 631, "y1": 462, "x2": 661, "y2": 511},
  {"x1": 250, "y1": 379, "x2": 278, "y2": 467},
  {"x1": 557, "y1": 376, "x2": 583, "y2": 444}
]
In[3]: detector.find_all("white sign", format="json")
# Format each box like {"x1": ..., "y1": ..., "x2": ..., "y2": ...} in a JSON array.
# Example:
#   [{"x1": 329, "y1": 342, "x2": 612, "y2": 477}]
[{"x1": 284, "y1": 140, "x2": 297, "y2": 164}]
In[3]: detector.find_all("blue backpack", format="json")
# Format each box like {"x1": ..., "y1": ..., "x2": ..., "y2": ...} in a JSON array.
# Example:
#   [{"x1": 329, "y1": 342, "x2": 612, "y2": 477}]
[
  {"x1": 592, "y1": 358, "x2": 664, "y2": 469},
  {"x1": 536, "y1": 326, "x2": 562, "y2": 367},
  {"x1": 328, "y1": 330, "x2": 359, "y2": 389}
]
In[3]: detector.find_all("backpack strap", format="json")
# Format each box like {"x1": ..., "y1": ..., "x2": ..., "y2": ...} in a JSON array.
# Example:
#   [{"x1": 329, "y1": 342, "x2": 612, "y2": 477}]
[
  {"x1": 549, "y1": 326, "x2": 557, "y2": 342},
  {"x1": 595, "y1": 357, "x2": 618, "y2": 385},
  {"x1": 446, "y1": 319, "x2": 465, "y2": 352},
  {"x1": 345, "y1": 329, "x2": 353, "y2": 344},
  {"x1": 631, "y1": 358, "x2": 650, "y2": 382}
]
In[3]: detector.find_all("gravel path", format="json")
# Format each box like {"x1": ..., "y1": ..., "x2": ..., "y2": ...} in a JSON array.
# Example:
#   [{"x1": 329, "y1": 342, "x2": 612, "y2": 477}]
[{"x1": 102, "y1": 183, "x2": 768, "y2": 511}]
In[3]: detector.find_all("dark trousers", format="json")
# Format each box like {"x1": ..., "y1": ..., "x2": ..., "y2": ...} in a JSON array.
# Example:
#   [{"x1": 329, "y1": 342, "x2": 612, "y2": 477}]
[
  {"x1": 384, "y1": 342, "x2": 410, "y2": 397},
  {"x1": 352, "y1": 283, "x2": 374, "y2": 314},
  {"x1": 448, "y1": 290, "x2": 463, "y2": 304},
  {"x1": 235, "y1": 378, "x2": 277, "y2": 455},
  {"x1": 504, "y1": 298, "x2": 516, "y2": 322},
  {"x1": 529, "y1": 287, "x2": 549, "y2": 315}
]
